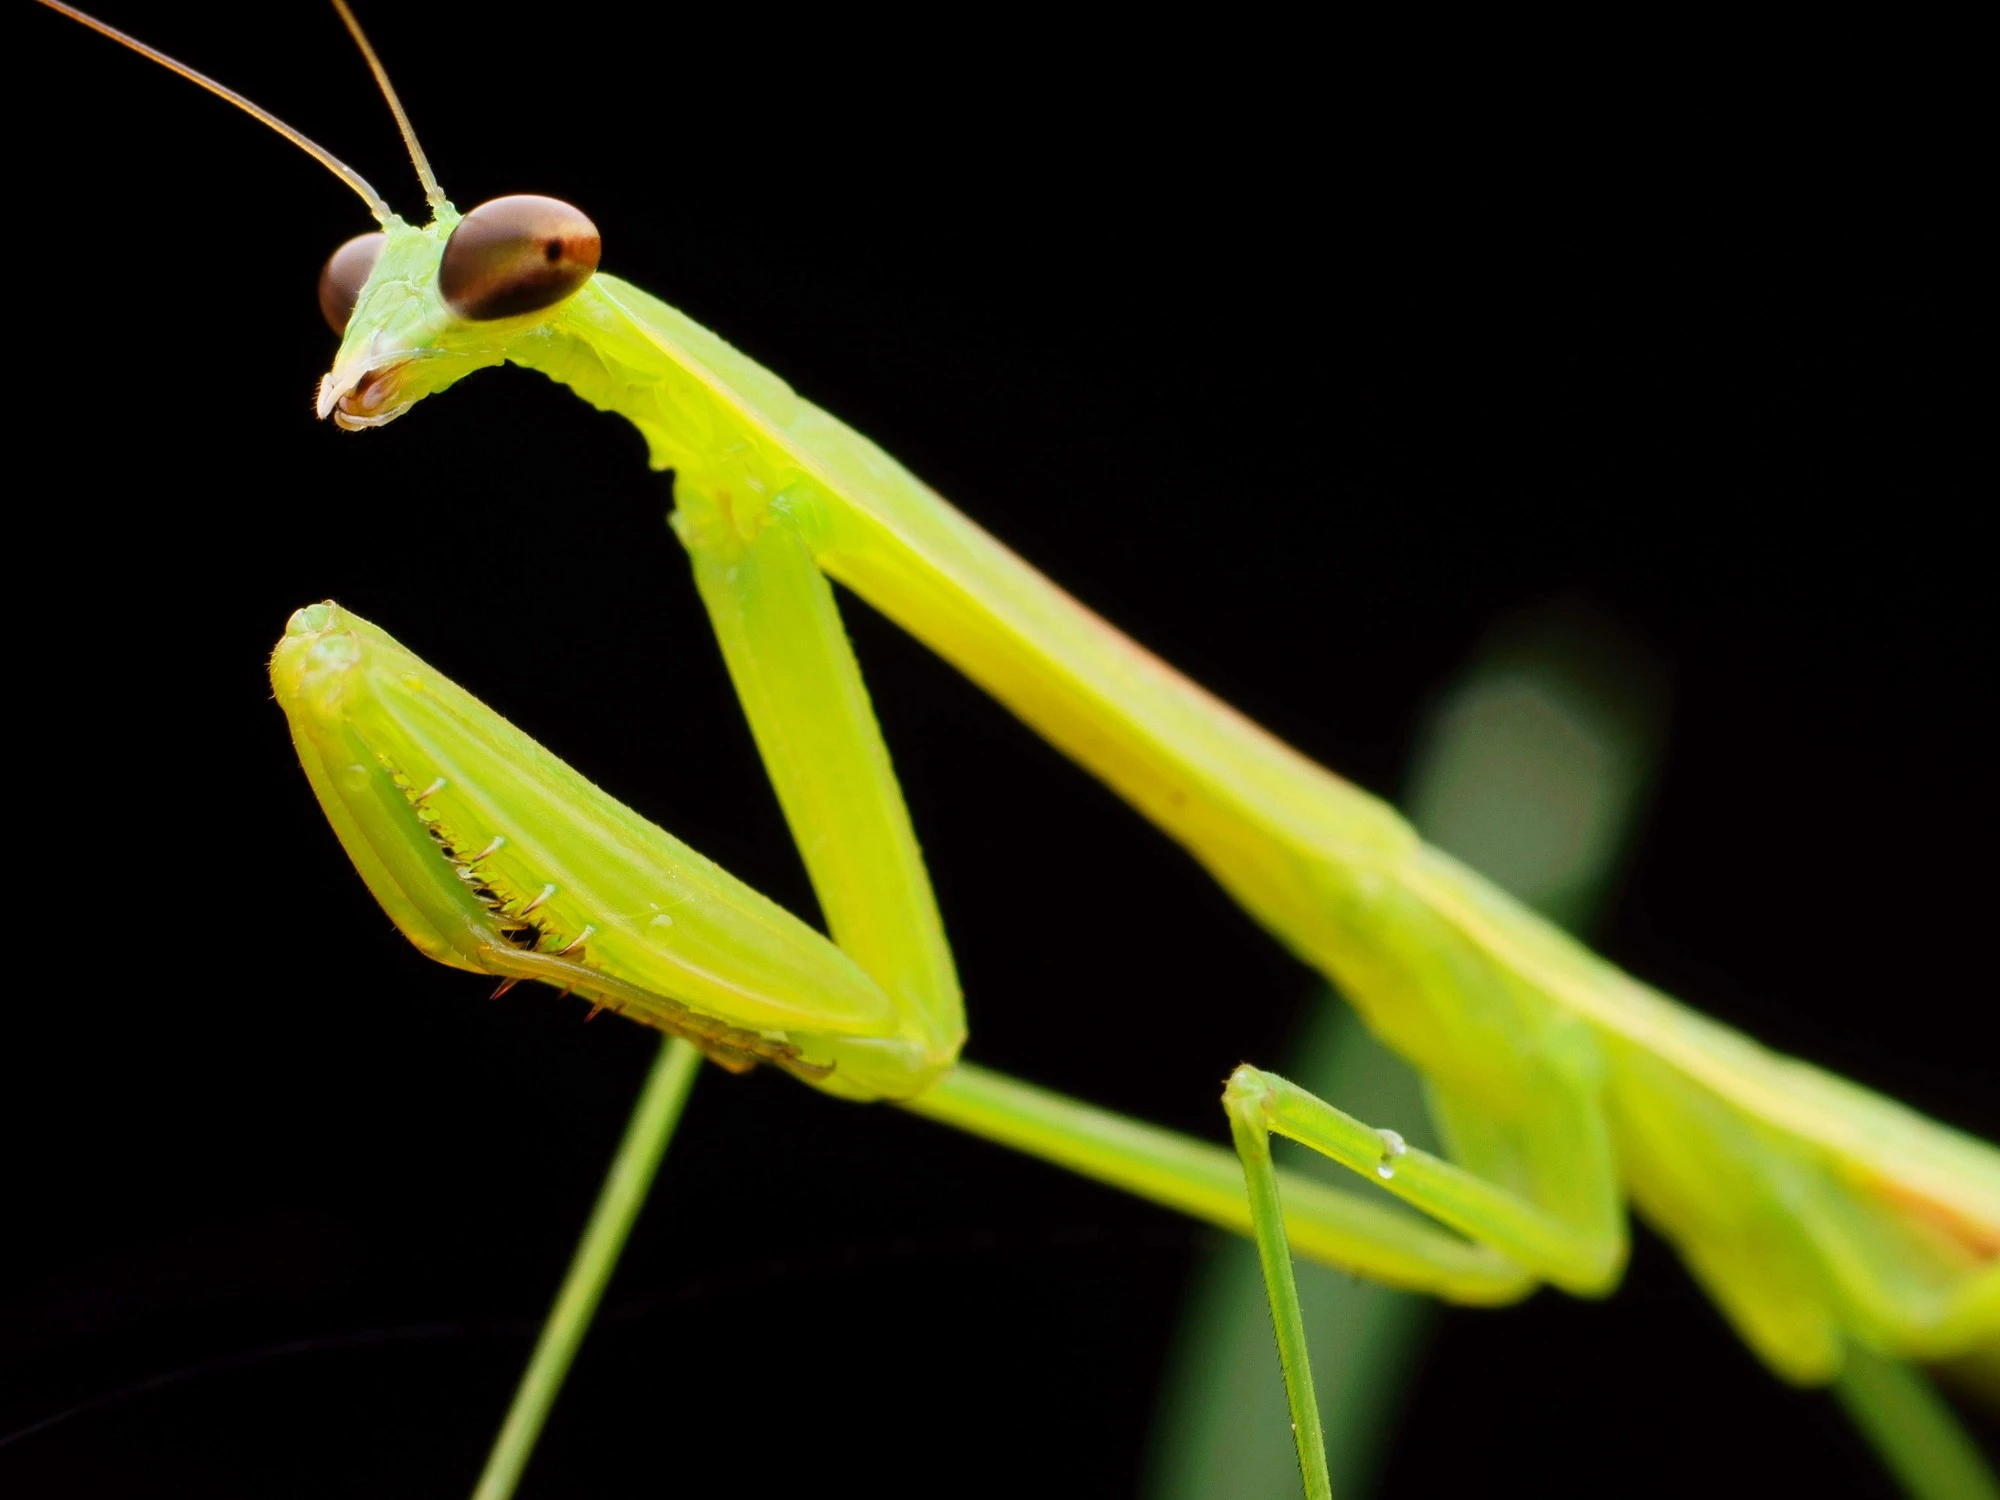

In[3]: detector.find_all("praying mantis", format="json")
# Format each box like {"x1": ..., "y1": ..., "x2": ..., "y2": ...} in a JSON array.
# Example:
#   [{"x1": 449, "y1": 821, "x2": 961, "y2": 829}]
[{"x1": 17, "y1": 4, "x2": 1998, "y2": 1497}]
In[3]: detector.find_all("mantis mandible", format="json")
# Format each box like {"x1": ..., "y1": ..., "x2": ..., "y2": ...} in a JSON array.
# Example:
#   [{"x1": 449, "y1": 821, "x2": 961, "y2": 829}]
[{"x1": 25, "y1": 5, "x2": 1999, "y2": 1496}]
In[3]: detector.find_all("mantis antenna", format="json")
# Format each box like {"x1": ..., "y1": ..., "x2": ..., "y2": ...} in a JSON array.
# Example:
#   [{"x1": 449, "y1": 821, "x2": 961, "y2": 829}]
[
  {"x1": 327, "y1": 0, "x2": 449, "y2": 215},
  {"x1": 35, "y1": 0, "x2": 394, "y2": 224}
]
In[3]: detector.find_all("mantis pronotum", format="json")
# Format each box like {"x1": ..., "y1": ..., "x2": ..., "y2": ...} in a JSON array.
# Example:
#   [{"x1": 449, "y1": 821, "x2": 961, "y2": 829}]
[{"x1": 17, "y1": 5, "x2": 1996, "y2": 1496}]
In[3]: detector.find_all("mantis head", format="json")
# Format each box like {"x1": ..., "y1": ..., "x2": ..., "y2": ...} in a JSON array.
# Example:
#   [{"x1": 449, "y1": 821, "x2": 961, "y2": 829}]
[
  {"x1": 40, "y1": 1, "x2": 602, "y2": 431},
  {"x1": 315, "y1": 197, "x2": 602, "y2": 429}
]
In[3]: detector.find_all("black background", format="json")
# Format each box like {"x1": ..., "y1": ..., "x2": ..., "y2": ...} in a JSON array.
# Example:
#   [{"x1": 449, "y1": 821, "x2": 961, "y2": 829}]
[{"x1": 8, "y1": 6, "x2": 1993, "y2": 1496}]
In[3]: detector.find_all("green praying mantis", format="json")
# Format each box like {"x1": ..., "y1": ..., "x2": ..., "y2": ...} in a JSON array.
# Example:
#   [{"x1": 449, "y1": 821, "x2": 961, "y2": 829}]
[{"x1": 31, "y1": 5, "x2": 2000, "y2": 1497}]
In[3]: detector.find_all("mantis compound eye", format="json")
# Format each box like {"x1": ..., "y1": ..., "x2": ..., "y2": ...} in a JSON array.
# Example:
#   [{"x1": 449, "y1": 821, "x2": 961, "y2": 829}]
[
  {"x1": 318, "y1": 231, "x2": 388, "y2": 333},
  {"x1": 438, "y1": 195, "x2": 601, "y2": 321}
]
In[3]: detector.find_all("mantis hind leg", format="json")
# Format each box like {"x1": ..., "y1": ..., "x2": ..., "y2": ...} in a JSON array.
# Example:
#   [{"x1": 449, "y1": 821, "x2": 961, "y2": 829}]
[
  {"x1": 1225, "y1": 1069, "x2": 1333, "y2": 1500},
  {"x1": 904, "y1": 1062, "x2": 1537, "y2": 1303},
  {"x1": 1220, "y1": 1062, "x2": 1626, "y2": 1497},
  {"x1": 1228, "y1": 1066, "x2": 1626, "y2": 1292}
]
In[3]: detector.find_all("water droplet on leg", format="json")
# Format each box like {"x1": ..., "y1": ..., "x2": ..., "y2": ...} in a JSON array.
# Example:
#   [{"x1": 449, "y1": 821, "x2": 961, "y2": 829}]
[{"x1": 1375, "y1": 1127, "x2": 1407, "y2": 1180}]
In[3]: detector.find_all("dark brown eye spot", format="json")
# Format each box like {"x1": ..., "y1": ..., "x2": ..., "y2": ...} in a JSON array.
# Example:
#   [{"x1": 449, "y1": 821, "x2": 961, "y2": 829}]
[
  {"x1": 438, "y1": 195, "x2": 601, "y2": 321},
  {"x1": 318, "y1": 231, "x2": 388, "y2": 333}
]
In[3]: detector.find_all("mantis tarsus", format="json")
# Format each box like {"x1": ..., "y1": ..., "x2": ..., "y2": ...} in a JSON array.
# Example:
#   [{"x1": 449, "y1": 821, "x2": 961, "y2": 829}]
[{"x1": 19, "y1": 5, "x2": 2000, "y2": 1496}]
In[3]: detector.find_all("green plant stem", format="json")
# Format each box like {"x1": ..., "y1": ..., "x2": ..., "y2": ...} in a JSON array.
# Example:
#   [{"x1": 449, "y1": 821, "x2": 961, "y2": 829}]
[
  {"x1": 1833, "y1": 1344, "x2": 2000, "y2": 1500},
  {"x1": 472, "y1": 1037, "x2": 703, "y2": 1500}
]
